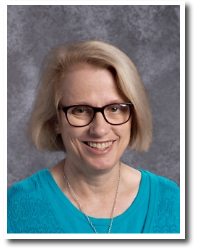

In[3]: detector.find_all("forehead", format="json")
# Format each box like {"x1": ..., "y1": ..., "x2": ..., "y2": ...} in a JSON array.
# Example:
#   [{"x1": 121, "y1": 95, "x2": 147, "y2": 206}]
[{"x1": 60, "y1": 64, "x2": 124, "y2": 106}]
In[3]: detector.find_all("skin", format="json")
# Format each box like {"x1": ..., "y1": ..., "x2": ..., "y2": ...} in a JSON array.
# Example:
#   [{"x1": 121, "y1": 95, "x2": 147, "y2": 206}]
[{"x1": 50, "y1": 63, "x2": 141, "y2": 218}]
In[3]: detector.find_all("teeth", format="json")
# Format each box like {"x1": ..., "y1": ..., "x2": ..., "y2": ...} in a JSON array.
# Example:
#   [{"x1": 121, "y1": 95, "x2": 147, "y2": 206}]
[{"x1": 87, "y1": 141, "x2": 113, "y2": 150}]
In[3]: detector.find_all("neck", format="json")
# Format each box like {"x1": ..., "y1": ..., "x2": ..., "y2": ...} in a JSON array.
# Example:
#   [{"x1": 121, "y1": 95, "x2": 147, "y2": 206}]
[{"x1": 63, "y1": 158, "x2": 121, "y2": 197}]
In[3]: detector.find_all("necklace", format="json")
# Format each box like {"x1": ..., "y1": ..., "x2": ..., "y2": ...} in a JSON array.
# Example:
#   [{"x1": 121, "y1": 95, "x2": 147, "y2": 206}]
[{"x1": 63, "y1": 163, "x2": 121, "y2": 233}]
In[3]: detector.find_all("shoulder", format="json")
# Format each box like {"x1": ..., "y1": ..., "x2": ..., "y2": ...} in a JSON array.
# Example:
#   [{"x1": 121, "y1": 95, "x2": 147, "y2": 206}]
[
  {"x1": 8, "y1": 169, "x2": 48, "y2": 200},
  {"x1": 7, "y1": 169, "x2": 58, "y2": 233},
  {"x1": 7, "y1": 169, "x2": 50, "y2": 217},
  {"x1": 140, "y1": 169, "x2": 180, "y2": 195},
  {"x1": 140, "y1": 170, "x2": 180, "y2": 233}
]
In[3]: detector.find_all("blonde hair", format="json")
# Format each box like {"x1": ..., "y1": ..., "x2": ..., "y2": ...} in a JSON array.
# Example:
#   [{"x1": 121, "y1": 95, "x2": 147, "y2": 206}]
[{"x1": 28, "y1": 40, "x2": 152, "y2": 152}]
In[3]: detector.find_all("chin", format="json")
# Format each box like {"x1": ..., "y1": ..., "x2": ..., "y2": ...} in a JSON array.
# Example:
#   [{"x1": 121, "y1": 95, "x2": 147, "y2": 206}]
[{"x1": 84, "y1": 155, "x2": 120, "y2": 172}]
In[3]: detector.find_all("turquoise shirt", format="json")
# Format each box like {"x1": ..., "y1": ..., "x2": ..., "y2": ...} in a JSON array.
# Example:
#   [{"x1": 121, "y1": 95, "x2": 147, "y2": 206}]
[{"x1": 7, "y1": 169, "x2": 180, "y2": 233}]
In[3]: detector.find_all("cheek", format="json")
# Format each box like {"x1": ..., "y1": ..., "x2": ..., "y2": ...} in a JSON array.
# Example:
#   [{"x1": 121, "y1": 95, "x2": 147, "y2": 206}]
[
  {"x1": 123, "y1": 129, "x2": 131, "y2": 145},
  {"x1": 61, "y1": 132, "x2": 81, "y2": 156},
  {"x1": 60, "y1": 122, "x2": 85, "y2": 150},
  {"x1": 115, "y1": 122, "x2": 131, "y2": 144}
]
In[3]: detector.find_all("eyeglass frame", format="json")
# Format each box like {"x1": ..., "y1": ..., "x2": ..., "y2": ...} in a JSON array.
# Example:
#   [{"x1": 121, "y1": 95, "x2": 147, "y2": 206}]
[{"x1": 58, "y1": 103, "x2": 134, "y2": 127}]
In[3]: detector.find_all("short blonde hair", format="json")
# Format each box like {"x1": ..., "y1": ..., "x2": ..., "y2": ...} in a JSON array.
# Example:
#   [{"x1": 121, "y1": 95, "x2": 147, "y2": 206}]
[{"x1": 28, "y1": 40, "x2": 152, "y2": 152}]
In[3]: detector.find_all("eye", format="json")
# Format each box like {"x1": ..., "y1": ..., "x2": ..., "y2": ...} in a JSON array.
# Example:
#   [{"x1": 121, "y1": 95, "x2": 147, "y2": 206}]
[
  {"x1": 107, "y1": 104, "x2": 123, "y2": 113},
  {"x1": 72, "y1": 107, "x2": 86, "y2": 114},
  {"x1": 70, "y1": 106, "x2": 92, "y2": 116},
  {"x1": 110, "y1": 106, "x2": 119, "y2": 112},
  {"x1": 106, "y1": 104, "x2": 129, "y2": 114}
]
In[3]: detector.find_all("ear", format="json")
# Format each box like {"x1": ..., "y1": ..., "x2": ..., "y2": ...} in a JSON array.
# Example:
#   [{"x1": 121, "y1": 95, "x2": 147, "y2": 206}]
[
  {"x1": 52, "y1": 117, "x2": 61, "y2": 134},
  {"x1": 55, "y1": 126, "x2": 61, "y2": 134}
]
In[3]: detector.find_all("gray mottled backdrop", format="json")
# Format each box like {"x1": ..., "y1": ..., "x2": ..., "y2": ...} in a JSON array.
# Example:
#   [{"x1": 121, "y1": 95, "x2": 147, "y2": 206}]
[{"x1": 7, "y1": 5, "x2": 180, "y2": 188}]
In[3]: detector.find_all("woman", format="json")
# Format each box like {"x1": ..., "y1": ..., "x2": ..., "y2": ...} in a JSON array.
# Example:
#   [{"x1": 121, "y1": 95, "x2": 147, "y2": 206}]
[{"x1": 7, "y1": 40, "x2": 180, "y2": 234}]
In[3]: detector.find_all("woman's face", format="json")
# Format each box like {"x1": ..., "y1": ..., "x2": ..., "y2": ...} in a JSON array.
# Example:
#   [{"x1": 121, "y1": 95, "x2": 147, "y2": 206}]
[{"x1": 59, "y1": 64, "x2": 131, "y2": 172}]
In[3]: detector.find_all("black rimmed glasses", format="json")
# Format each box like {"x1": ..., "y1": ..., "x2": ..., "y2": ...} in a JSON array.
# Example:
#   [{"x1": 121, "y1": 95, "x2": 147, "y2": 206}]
[{"x1": 59, "y1": 103, "x2": 134, "y2": 127}]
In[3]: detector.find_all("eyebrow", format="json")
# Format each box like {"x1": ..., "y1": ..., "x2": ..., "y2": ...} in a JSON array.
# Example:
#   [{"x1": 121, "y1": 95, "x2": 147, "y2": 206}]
[{"x1": 65, "y1": 99, "x2": 126, "y2": 107}]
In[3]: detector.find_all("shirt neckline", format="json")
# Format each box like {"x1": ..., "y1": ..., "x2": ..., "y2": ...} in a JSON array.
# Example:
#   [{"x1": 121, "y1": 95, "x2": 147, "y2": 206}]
[{"x1": 42, "y1": 168, "x2": 148, "y2": 225}]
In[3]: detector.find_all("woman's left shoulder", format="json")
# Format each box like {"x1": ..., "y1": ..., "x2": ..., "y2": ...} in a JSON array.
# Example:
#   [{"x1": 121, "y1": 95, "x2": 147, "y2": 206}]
[
  {"x1": 140, "y1": 169, "x2": 180, "y2": 193},
  {"x1": 141, "y1": 170, "x2": 180, "y2": 233}
]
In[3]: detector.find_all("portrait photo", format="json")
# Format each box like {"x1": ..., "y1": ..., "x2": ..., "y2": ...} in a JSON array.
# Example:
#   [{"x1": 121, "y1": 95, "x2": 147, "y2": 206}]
[{"x1": 7, "y1": 3, "x2": 184, "y2": 239}]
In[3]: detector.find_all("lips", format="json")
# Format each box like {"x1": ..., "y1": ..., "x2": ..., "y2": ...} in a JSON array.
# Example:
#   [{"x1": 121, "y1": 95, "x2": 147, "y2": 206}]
[{"x1": 84, "y1": 141, "x2": 114, "y2": 151}]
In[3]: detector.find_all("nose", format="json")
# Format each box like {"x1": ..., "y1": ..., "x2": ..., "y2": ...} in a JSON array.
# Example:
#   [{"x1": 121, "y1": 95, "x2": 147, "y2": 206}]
[{"x1": 89, "y1": 112, "x2": 110, "y2": 137}]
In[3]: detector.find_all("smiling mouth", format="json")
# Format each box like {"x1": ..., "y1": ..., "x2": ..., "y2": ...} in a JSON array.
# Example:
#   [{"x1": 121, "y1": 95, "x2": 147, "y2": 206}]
[{"x1": 84, "y1": 141, "x2": 114, "y2": 151}]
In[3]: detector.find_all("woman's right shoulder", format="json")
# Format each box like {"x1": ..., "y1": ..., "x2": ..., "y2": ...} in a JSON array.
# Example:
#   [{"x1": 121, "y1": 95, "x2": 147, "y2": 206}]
[
  {"x1": 7, "y1": 169, "x2": 48, "y2": 200},
  {"x1": 7, "y1": 169, "x2": 61, "y2": 233}
]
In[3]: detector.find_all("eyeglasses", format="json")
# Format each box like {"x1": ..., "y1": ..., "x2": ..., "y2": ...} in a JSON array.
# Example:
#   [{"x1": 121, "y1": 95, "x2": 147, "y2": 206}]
[{"x1": 59, "y1": 103, "x2": 134, "y2": 127}]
